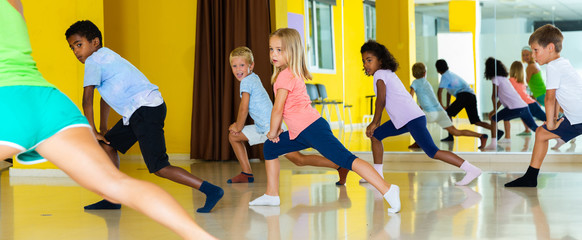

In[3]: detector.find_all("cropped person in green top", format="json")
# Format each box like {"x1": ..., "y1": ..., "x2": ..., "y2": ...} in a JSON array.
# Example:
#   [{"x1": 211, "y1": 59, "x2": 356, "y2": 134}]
[
  {"x1": 0, "y1": 1, "x2": 215, "y2": 239},
  {"x1": 522, "y1": 46, "x2": 546, "y2": 106}
]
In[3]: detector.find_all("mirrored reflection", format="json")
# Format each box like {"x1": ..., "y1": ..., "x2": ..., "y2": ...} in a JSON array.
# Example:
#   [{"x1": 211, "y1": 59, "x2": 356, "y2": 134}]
[{"x1": 339, "y1": 0, "x2": 582, "y2": 154}]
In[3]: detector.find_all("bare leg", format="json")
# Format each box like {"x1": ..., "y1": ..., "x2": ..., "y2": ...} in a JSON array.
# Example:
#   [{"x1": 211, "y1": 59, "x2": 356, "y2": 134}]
[
  {"x1": 155, "y1": 166, "x2": 203, "y2": 189},
  {"x1": 228, "y1": 132, "x2": 252, "y2": 174},
  {"x1": 284, "y1": 152, "x2": 338, "y2": 169},
  {"x1": 475, "y1": 121, "x2": 494, "y2": 131},
  {"x1": 503, "y1": 120, "x2": 511, "y2": 139},
  {"x1": 35, "y1": 127, "x2": 215, "y2": 239},
  {"x1": 249, "y1": 159, "x2": 281, "y2": 206},
  {"x1": 351, "y1": 158, "x2": 400, "y2": 213},
  {"x1": 446, "y1": 126, "x2": 481, "y2": 138},
  {"x1": 359, "y1": 136, "x2": 385, "y2": 183},
  {"x1": 432, "y1": 150, "x2": 464, "y2": 167},
  {"x1": 352, "y1": 159, "x2": 389, "y2": 193},
  {"x1": 485, "y1": 118, "x2": 499, "y2": 150},
  {"x1": 0, "y1": 146, "x2": 20, "y2": 161},
  {"x1": 371, "y1": 136, "x2": 384, "y2": 165},
  {"x1": 445, "y1": 126, "x2": 487, "y2": 148},
  {"x1": 505, "y1": 127, "x2": 559, "y2": 187},
  {"x1": 285, "y1": 152, "x2": 348, "y2": 185},
  {"x1": 101, "y1": 142, "x2": 120, "y2": 168},
  {"x1": 530, "y1": 127, "x2": 559, "y2": 169}
]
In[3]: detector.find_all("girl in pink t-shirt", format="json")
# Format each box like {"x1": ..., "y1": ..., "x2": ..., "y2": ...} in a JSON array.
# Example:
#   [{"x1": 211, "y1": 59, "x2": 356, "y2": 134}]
[
  {"x1": 357, "y1": 40, "x2": 481, "y2": 186},
  {"x1": 249, "y1": 28, "x2": 401, "y2": 213}
]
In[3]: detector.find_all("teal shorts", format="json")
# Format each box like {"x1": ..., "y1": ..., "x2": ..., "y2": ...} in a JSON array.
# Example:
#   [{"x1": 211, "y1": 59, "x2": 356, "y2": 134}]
[{"x1": 0, "y1": 86, "x2": 90, "y2": 164}]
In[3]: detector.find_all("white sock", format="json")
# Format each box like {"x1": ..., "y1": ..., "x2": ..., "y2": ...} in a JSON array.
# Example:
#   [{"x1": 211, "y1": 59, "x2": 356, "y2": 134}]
[
  {"x1": 485, "y1": 138, "x2": 497, "y2": 150},
  {"x1": 455, "y1": 161, "x2": 482, "y2": 186},
  {"x1": 374, "y1": 164, "x2": 384, "y2": 177},
  {"x1": 383, "y1": 185, "x2": 401, "y2": 213},
  {"x1": 359, "y1": 164, "x2": 383, "y2": 183},
  {"x1": 249, "y1": 194, "x2": 280, "y2": 206}
]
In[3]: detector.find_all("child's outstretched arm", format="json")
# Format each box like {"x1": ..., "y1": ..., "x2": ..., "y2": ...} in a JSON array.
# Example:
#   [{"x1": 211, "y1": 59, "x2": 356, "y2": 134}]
[
  {"x1": 366, "y1": 80, "x2": 386, "y2": 138},
  {"x1": 544, "y1": 89, "x2": 564, "y2": 130},
  {"x1": 229, "y1": 92, "x2": 250, "y2": 134},
  {"x1": 267, "y1": 89, "x2": 288, "y2": 142}
]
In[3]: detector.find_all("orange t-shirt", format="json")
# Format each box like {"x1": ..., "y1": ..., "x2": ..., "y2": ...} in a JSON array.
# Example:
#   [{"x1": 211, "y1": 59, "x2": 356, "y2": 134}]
[
  {"x1": 273, "y1": 68, "x2": 321, "y2": 139},
  {"x1": 509, "y1": 77, "x2": 536, "y2": 104}
]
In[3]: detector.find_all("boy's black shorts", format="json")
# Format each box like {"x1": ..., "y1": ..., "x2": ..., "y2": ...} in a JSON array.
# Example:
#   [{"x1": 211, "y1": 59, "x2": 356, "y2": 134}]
[
  {"x1": 105, "y1": 102, "x2": 170, "y2": 173},
  {"x1": 445, "y1": 92, "x2": 482, "y2": 124}
]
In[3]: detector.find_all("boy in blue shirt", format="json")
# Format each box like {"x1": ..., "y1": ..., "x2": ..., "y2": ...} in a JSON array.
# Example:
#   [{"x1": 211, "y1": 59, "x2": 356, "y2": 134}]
[
  {"x1": 227, "y1": 47, "x2": 348, "y2": 184},
  {"x1": 65, "y1": 20, "x2": 223, "y2": 212},
  {"x1": 505, "y1": 24, "x2": 582, "y2": 187},
  {"x1": 436, "y1": 59, "x2": 499, "y2": 143},
  {"x1": 409, "y1": 62, "x2": 488, "y2": 149}
]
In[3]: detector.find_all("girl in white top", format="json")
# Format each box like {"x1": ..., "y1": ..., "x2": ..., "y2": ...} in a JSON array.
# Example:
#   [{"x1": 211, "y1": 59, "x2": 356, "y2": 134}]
[
  {"x1": 484, "y1": 57, "x2": 538, "y2": 150},
  {"x1": 356, "y1": 40, "x2": 482, "y2": 186}
]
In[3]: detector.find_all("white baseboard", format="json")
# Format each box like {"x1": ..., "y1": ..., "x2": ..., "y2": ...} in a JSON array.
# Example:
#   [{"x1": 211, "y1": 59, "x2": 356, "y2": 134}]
[{"x1": 9, "y1": 168, "x2": 68, "y2": 177}]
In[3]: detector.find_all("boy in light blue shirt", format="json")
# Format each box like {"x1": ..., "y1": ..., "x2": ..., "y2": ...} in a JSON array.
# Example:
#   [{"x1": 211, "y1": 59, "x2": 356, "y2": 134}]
[
  {"x1": 436, "y1": 59, "x2": 497, "y2": 142},
  {"x1": 66, "y1": 20, "x2": 223, "y2": 212},
  {"x1": 227, "y1": 47, "x2": 347, "y2": 184},
  {"x1": 410, "y1": 63, "x2": 487, "y2": 149}
]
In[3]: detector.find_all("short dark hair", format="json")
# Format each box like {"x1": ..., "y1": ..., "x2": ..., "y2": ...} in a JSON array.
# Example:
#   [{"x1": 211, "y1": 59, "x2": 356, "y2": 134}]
[
  {"x1": 484, "y1": 57, "x2": 508, "y2": 80},
  {"x1": 435, "y1": 59, "x2": 449, "y2": 73},
  {"x1": 65, "y1": 20, "x2": 102, "y2": 46},
  {"x1": 529, "y1": 24, "x2": 563, "y2": 53},
  {"x1": 360, "y1": 40, "x2": 398, "y2": 71}
]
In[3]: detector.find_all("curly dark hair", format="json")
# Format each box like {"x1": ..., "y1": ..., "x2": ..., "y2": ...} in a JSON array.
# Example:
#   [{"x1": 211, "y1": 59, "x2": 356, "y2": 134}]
[
  {"x1": 484, "y1": 57, "x2": 508, "y2": 80},
  {"x1": 360, "y1": 40, "x2": 398, "y2": 71},
  {"x1": 65, "y1": 20, "x2": 102, "y2": 46}
]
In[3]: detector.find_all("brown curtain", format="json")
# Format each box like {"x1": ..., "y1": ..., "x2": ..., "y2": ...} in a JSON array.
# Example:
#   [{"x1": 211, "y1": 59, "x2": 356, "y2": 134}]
[{"x1": 191, "y1": 0, "x2": 273, "y2": 161}]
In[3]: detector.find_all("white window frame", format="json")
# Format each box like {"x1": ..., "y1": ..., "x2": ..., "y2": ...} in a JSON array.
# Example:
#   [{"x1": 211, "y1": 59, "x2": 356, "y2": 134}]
[
  {"x1": 364, "y1": 2, "x2": 376, "y2": 41},
  {"x1": 304, "y1": 0, "x2": 336, "y2": 74}
]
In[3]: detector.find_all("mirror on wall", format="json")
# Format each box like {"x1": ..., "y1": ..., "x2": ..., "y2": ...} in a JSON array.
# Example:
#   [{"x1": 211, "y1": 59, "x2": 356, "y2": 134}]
[{"x1": 339, "y1": 0, "x2": 582, "y2": 154}]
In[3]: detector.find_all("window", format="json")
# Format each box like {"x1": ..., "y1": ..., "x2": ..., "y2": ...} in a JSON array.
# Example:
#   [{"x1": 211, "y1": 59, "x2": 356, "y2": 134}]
[
  {"x1": 305, "y1": 0, "x2": 335, "y2": 72},
  {"x1": 364, "y1": 1, "x2": 376, "y2": 40}
]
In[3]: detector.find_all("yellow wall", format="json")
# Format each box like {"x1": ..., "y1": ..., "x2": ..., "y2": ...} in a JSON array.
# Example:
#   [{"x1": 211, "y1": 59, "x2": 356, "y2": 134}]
[
  {"x1": 13, "y1": 0, "x2": 196, "y2": 170},
  {"x1": 14, "y1": 0, "x2": 104, "y2": 170},
  {"x1": 103, "y1": 0, "x2": 197, "y2": 155}
]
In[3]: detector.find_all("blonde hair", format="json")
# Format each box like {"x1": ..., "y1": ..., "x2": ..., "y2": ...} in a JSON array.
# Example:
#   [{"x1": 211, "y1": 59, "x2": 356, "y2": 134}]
[
  {"x1": 229, "y1": 46, "x2": 254, "y2": 65},
  {"x1": 269, "y1": 28, "x2": 312, "y2": 83},
  {"x1": 509, "y1": 61, "x2": 525, "y2": 84},
  {"x1": 411, "y1": 62, "x2": 426, "y2": 79}
]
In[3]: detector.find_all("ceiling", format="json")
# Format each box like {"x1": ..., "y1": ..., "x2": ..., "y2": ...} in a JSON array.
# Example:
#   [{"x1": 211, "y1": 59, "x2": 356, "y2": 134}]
[{"x1": 415, "y1": 0, "x2": 582, "y2": 21}]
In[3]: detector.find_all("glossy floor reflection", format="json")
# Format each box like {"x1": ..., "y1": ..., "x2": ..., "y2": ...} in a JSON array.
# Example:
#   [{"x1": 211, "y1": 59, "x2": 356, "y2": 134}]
[
  {"x1": 339, "y1": 118, "x2": 581, "y2": 153},
  {"x1": 3, "y1": 159, "x2": 582, "y2": 239}
]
